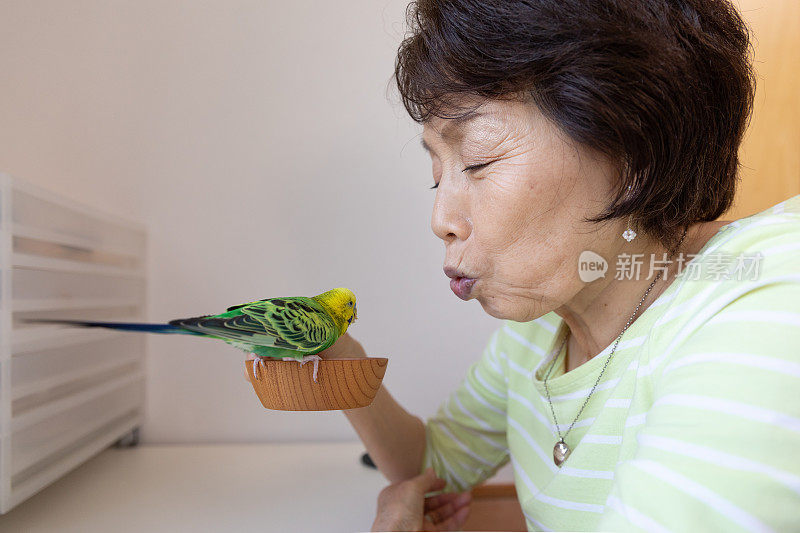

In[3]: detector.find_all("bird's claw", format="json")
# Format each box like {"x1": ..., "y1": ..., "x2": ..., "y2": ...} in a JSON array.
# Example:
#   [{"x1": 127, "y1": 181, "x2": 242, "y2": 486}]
[
  {"x1": 283, "y1": 354, "x2": 323, "y2": 382},
  {"x1": 246, "y1": 354, "x2": 263, "y2": 381}
]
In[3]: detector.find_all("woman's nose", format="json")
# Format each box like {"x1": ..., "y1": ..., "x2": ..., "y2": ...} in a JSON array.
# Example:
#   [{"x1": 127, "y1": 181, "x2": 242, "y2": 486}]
[{"x1": 431, "y1": 184, "x2": 471, "y2": 243}]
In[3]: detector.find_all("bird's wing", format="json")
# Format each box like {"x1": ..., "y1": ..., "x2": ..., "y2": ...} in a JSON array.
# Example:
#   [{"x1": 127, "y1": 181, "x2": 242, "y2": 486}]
[{"x1": 169, "y1": 297, "x2": 336, "y2": 353}]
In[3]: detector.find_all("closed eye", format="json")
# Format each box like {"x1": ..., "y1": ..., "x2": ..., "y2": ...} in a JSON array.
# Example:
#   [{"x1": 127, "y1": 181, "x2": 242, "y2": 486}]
[
  {"x1": 462, "y1": 161, "x2": 495, "y2": 173},
  {"x1": 430, "y1": 159, "x2": 495, "y2": 189}
]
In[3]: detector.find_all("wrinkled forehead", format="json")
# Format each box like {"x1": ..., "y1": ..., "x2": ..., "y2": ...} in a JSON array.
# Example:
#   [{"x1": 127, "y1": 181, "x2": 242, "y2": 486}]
[
  {"x1": 420, "y1": 98, "x2": 535, "y2": 153},
  {"x1": 423, "y1": 111, "x2": 483, "y2": 142}
]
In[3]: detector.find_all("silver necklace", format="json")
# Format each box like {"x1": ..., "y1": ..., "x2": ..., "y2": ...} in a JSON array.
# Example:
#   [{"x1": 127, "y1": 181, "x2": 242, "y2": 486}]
[{"x1": 543, "y1": 227, "x2": 688, "y2": 467}]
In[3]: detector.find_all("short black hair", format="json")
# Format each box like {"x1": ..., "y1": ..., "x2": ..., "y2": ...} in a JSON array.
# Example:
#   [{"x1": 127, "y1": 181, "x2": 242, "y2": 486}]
[{"x1": 394, "y1": 0, "x2": 757, "y2": 252}]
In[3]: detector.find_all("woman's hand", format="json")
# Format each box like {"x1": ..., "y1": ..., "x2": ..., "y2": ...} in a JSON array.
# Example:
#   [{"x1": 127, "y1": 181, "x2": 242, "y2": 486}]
[
  {"x1": 371, "y1": 468, "x2": 472, "y2": 532},
  {"x1": 318, "y1": 332, "x2": 367, "y2": 360}
]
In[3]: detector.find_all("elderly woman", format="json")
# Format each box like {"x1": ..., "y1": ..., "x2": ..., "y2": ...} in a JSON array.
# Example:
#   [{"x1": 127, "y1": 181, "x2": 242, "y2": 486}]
[{"x1": 323, "y1": 0, "x2": 800, "y2": 530}]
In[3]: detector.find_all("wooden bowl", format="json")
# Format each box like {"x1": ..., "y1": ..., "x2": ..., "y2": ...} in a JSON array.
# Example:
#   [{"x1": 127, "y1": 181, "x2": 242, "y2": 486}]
[{"x1": 245, "y1": 357, "x2": 388, "y2": 411}]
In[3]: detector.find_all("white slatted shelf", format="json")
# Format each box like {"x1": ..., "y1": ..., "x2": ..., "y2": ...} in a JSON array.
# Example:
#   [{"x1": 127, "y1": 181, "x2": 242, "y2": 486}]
[
  {"x1": 11, "y1": 396, "x2": 141, "y2": 476},
  {"x1": 9, "y1": 176, "x2": 145, "y2": 232},
  {"x1": 8, "y1": 413, "x2": 141, "y2": 510},
  {"x1": 12, "y1": 297, "x2": 142, "y2": 313},
  {"x1": 1, "y1": 173, "x2": 147, "y2": 514},
  {"x1": 11, "y1": 356, "x2": 141, "y2": 402},
  {"x1": 11, "y1": 253, "x2": 144, "y2": 279},
  {"x1": 7, "y1": 372, "x2": 144, "y2": 435},
  {"x1": 10, "y1": 174, "x2": 145, "y2": 233},
  {"x1": 11, "y1": 327, "x2": 126, "y2": 355},
  {"x1": 11, "y1": 224, "x2": 142, "y2": 260}
]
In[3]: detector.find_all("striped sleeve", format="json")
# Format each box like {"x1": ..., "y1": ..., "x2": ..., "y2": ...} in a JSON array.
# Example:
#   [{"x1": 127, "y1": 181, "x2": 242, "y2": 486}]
[
  {"x1": 420, "y1": 328, "x2": 511, "y2": 492},
  {"x1": 598, "y1": 263, "x2": 800, "y2": 531}
]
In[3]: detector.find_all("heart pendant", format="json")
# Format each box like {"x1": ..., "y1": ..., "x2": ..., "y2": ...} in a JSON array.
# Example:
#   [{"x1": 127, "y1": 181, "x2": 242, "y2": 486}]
[{"x1": 553, "y1": 439, "x2": 570, "y2": 467}]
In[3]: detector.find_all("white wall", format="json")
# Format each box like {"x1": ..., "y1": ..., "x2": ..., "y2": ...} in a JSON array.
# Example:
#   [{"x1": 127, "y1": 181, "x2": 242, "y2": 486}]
[{"x1": 0, "y1": 1, "x2": 500, "y2": 443}]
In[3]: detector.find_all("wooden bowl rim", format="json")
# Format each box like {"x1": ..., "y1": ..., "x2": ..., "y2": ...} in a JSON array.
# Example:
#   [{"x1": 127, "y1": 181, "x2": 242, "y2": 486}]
[{"x1": 248, "y1": 356, "x2": 388, "y2": 364}]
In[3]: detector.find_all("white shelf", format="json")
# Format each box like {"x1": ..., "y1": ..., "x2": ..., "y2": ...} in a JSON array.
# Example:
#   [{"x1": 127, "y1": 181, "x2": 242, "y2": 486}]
[
  {"x1": 1, "y1": 173, "x2": 148, "y2": 514},
  {"x1": 11, "y1": 224, "x2": 142, "y2": 260},
  {"x1": 8, "y1": 373, "x2": 144, "y2": 435},
  {"x1": 11, "y1": 398, "x2": 140, "y2": 476},
  {"x1": 11, "y1": 327, "x2": 125, "y2": 355},
  {"x1": 5, "y1": 175, "x2": 146, "y2": 232},
  {"x1": 11, "y1": 356, "x2": 141, "y2": 401},
  {"x1": 8, "y1": 413, "x2": 142, "y2": 510},
  {"x1": 12, "y1": 297, "x2": 142, "y2": 313},
  {"x1": 12, "y1": 253, "x2": 144, "y2": 279}
]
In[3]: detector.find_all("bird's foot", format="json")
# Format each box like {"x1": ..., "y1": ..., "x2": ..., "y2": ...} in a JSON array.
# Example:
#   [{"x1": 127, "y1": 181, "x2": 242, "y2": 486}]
[
  {"x1": 283, "y1": 354, "x2": 323, "y2": 382},
  {"x1": 248, "y1": 355, "x2": 264, "y2": 381}
]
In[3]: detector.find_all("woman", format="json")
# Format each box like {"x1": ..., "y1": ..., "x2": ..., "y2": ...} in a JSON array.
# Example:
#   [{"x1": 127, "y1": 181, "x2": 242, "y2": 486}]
[{"x1": 324, "y1": 0, "x2": 800, "y2": 530}]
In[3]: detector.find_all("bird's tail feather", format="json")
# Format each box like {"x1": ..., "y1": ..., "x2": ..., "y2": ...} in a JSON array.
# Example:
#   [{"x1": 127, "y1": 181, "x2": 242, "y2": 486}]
[{"x1": 23, "y1": 319, "x2": 193, "y2": 334}]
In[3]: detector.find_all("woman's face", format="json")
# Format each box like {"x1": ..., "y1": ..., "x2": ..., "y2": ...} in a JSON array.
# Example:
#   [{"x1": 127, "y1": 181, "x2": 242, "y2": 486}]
[{"x1": 422, "y1": 98, "x2": 622, "y2": 322}]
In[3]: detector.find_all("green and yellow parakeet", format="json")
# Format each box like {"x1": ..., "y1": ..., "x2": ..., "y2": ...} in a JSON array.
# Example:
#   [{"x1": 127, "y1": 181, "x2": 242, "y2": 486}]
[{"x1": 29, "y1": 288, "x2": 358, "y2": 382}]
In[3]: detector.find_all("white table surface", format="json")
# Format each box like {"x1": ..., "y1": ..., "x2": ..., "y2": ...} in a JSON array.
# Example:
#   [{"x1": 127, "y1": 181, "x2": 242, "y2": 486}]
[{"x1": 0, "y1": 442, "x2": 388, "y2": 533}]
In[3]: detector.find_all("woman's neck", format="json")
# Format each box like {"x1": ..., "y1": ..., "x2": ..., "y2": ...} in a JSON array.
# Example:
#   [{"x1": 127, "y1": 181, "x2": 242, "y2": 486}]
[{"x1": 556, "y1": 219, "x2": 731, "y2": 372}]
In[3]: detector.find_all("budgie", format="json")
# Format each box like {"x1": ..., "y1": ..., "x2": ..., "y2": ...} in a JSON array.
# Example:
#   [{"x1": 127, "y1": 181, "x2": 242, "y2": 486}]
[{"x1": 28, "y1": 288, "x2": 357, "y2": 383}]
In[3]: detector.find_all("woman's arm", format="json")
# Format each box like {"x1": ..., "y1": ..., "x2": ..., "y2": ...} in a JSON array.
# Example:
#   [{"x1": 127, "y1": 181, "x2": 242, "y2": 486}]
[
  {"x1": 326, "y1": 328, "x2": 512, "y2": 493},
  {"x1": 346, "y1": 385, "x2": 427, "y2": 482},
  {"x1": 321, "y1": 333, "x2": 426, "y2": 482}
]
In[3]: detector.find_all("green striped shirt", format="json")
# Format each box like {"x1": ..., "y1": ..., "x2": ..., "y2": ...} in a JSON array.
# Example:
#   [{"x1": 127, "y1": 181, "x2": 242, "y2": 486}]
[{"x1": 421, "y1": 195, "x2": 800, "y2": 531}]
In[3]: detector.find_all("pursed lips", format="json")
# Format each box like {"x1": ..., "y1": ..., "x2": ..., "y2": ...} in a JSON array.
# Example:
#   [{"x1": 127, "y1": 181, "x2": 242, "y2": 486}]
[{"x1": 444, "y1": 265, "x2": 477, "y2": 300}]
